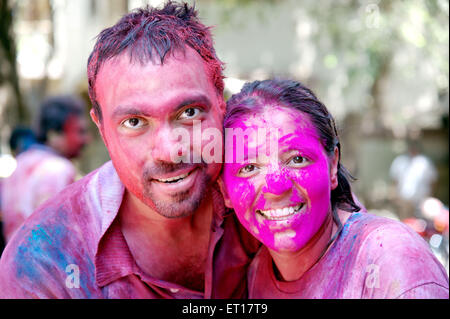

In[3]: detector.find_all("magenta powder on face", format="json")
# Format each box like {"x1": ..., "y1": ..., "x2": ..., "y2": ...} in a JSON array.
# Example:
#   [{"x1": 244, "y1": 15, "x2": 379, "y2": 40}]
[{"x1": 223, "y1": 106, "x2": 334, "y2": 252}]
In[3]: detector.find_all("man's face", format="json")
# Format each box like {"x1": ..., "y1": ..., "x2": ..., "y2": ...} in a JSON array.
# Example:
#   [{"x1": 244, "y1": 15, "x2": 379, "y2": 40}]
[
  {"x1": 93, "y1": 48, "x2": 224, "y2": 218},
  {"x1": 62, "y1": 115, "x2": 89, "y2": 159}
]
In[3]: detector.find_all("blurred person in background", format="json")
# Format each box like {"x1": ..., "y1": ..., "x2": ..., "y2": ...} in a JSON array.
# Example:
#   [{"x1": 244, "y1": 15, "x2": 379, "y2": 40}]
[
  {"x1": 0, "y1": 95, "x2": 90, "y2": 243},
  {"x1": 0, "y1": 126, "x2": 37, "y2": 254},
  {"x1": 389, "y1": 139, "x2": 438, "y2": 221}
]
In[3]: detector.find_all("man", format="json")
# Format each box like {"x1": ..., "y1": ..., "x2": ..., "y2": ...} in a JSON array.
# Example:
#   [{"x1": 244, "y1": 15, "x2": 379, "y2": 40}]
[
  {"x1": 0, "y1": 2, "x2": 258, "y2": 298},
  {"x1": 0, "y1": 125, "x2": 37, "y2": 252},
  {"x1": 0, "y1": 95, "x2": 89, "y2": 243},
  {"x1": 389, "y1": 139, "x2": 438, "y2": 220}
]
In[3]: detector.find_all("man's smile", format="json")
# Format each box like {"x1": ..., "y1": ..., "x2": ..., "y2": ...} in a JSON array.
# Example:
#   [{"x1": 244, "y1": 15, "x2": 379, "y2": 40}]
[
  {"x1": 153, "y1": 169, "x2": 195, "y2": 183},
  {"x1": 150, "y1": 167, "x2": 200, "y2": 195}
]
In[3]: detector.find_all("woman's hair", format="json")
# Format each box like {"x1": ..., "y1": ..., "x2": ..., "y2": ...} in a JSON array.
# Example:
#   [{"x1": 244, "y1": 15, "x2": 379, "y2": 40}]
[{"x1": 224, "y1": 78, "x2": 361, "y2": 220}]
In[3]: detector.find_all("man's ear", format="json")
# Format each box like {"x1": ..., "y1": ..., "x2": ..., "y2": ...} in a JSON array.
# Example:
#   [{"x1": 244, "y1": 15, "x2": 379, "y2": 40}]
[
  {"x1": 90, "y1": 109, "x2": 106, "y2": 144},
  {"x1": 330, "y1": 146, "x2": 339, "y2": 190},
  {"x1": 220, "y1": 99, "x2": 226, "y2": 112},
  {"x1": 217, "y1": 177, "x2": 233, "y2": 209}
]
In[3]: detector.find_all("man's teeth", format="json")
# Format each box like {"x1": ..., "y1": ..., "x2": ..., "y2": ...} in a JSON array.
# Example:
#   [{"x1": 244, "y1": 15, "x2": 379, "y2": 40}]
[
  {"x1": 157, "y1": 172, "x2": 190, "y2": 183},
  {"x1": 257, "y1": 204, "x2": 304, "y2": 220}
]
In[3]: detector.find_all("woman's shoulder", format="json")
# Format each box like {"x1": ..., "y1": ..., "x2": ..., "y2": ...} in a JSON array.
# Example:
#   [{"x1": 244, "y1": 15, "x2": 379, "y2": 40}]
[
  {"x1": 340, "y1": 212, "x2": 448, "y2": 298},
  {"x1": 343, "y1": 212, "x2": 422, "y2": 240},
  {"x1": 340, "y1": 212, "x2": 432, "y2": 255}
]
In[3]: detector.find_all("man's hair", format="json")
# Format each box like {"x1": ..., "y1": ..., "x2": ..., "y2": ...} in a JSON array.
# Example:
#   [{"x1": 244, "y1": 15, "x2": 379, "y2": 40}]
[
  {"x1": 37, "y1": 95, "x2": 84, "y2": 143},
  {"x1": 224, "y1": 78, "x2": 361, "y2": 218},
  {"x1": 87, "y1": 1, "x2": 224, "y2": 121}
]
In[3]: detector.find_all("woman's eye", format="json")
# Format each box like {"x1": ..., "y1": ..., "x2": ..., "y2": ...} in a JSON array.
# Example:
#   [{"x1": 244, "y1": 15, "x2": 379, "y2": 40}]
[
  {"x1": 122, "y1": 117, "x2": 146, "y2": 129},
  {"x1": 179, "y1": 107, "x2": 200, "y2": 120},
  {"x1": 238, "y1": 164, "x2": 259, "y2": 177},
  {"x1": 289, "y1": 155, "x2": 309, "y2": 167}
]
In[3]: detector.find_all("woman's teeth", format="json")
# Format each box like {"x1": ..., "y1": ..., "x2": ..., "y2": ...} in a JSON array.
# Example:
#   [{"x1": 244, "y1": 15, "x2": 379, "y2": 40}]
[
  {"x1": 156, "y1": 172, "x2": 190, "y2": 183},
  {"x1": 257, "y1": 204, "x2": 304, "y2": 220}
]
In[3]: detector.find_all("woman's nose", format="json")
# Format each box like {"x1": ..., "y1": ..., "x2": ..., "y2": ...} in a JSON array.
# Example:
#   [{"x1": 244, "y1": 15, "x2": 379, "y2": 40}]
[{"x1": 262, "y1": 169, "x2": 293, "y2": 197}]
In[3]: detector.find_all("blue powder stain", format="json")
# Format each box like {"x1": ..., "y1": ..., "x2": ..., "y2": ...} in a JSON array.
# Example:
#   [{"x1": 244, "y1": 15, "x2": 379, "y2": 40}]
[
  {"x1": 12, "y1": 206, "x2": 96, "y2": 297},
  {"x1": 15, "y1": 224, "x2": 68, "y2": 280},
  {"x1": 15, "y1": 245, "x2": 38, "y2": 280},
  {"x1": 15, "y1": 225, "x2": 52, "y2": 280},
  {"x1": 45, "y1": 223, "x2": 95, "y2": 298},
  {"x1": 30, "y1": 224, "x2": 52, "y2": 245}
]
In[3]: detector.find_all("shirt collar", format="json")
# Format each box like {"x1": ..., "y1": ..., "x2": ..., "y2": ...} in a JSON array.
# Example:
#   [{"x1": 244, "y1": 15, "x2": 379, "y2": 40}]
[
  {"x1": 92, "y1": 161, "x2": 228, "y2": 288},
  {"x1": 95, "y1": 218, "x2": 135, "y2": 287}
]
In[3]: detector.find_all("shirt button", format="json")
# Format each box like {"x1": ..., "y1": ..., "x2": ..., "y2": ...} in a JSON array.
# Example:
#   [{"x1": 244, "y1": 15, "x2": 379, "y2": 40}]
[{"x1": 170, "y1": 288, "x2": 180, "y2": 293}]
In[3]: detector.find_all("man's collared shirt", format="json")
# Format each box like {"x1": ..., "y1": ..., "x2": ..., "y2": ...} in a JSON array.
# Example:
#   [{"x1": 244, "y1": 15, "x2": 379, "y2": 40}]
[{"x1": 0, "y1": 161, "x2": 259, "y2": 298}]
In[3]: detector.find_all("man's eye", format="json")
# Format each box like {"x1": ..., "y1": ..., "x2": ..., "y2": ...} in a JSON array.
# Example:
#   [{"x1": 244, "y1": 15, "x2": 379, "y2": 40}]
[
  {"x1": 122, "y1": 117, "x2": 146, "y2": 129},
  {"x1": 288, "y1": 155, "x2": 309, "y2": 167},
  {"x1": 238, "y1": 164, "x2": 259, "y2": 177},
  {"x1": 179, "y1": 107, "x2": 200, "y2": 120}
]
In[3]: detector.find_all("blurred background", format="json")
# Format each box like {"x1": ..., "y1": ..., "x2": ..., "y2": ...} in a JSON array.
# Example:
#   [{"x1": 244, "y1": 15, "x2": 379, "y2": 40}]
[{"x1": 0, "y1": 0, "x2": 448, "y2": 270}]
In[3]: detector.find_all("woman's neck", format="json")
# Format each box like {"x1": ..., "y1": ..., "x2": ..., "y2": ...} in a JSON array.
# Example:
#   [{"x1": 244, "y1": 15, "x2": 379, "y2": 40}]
[{"x1": 268, "y1": 210, "x2": 350, "y2": 282}]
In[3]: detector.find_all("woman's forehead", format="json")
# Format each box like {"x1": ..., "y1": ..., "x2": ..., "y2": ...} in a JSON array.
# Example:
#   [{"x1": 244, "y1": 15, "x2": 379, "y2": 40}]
[
  {"x1": 225, "y1": 105, "x2": 325, "y2": 162},
  {"x1": 238, "y1": 105, "x2": 318, "y2": 138}
]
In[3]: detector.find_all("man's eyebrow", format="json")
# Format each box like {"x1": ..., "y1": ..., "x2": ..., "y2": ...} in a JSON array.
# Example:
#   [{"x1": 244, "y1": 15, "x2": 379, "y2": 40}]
[
  {"x1": 112, "y1": 107, "x2": 151, "y2": 118},
  {"x1": 112, "y1": 94, "x2": 213, "y2": 119},
  {"x1": 173, "y1": 94, "x2": 213, "y2": 114}
]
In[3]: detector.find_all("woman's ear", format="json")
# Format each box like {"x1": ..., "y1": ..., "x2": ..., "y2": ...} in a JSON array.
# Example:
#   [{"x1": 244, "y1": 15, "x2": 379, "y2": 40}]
[
  {"x1": 217, "y1": 177, "x2": 233, "y2": 209},
  {"x1": 330, "y1": 147, "x2": 339, "y2": 190}
]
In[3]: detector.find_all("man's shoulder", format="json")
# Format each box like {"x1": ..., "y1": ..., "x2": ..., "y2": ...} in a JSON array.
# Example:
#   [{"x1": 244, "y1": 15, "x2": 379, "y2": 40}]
[
  {"x1": 11, "y1": 161, "x2": 119, "y2": 236},
  {"x1": 0, "y1": 206, "x2": 98, "y2": 298},
  {"x1": 0, "y1": 171, "x2": 99, "y2": 266},
  {"x1": 0, "y1": 163, "x2": 119, "y2": 297}
]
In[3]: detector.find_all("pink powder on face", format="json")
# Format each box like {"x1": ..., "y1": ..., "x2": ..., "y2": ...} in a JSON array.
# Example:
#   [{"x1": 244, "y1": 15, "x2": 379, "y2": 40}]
[
  {"x1": 223, "y1": 106, "x2": 334, "y2": 252},
  {"x1": 94, "y1": 48, "x2": 224, "y2": 216}
]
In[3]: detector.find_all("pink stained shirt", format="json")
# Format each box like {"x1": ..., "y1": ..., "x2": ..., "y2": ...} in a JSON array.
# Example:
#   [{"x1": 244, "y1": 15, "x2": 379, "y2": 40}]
[
  {"x1": 0, "y1": 161, "x2": 260, "y2": 299},
  {"x1": 247, "y1": 212, "x2": 449, "y2": 299},
  {"x1": 0, "y1": 145, "x2": 76, "y2": 242}
]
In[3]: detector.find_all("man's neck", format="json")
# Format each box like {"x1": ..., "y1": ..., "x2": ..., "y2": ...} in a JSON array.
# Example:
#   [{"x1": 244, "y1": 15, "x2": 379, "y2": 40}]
[
  {"x1": 120, "y1": 190, "x2": 211, "y2": 236},
  {"x1": 268, "y1": 209, "x2": 351, "y2": 282},
  {"x1": 118, "y1": 189, "x2": 214, "y2": 290}
]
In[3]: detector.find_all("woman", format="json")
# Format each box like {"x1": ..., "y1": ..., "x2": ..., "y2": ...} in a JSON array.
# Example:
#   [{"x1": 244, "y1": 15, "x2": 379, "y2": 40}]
[{"x1": 220, "y1": 79, "x2": 448, "y2": 298}]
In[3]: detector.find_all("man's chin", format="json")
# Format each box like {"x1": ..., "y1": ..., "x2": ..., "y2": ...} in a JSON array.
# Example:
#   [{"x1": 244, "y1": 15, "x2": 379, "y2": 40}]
[
  {"x1": 153, "y1": 200, "x2": 200, "y2": 218},
  {"x1": 143, "y1": 173, "x2": 211, "y2": 219}
]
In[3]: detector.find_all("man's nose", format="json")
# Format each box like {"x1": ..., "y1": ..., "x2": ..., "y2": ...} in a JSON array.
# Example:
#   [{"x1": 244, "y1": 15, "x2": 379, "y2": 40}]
[{"x1": 151, "y1": 124, "x2": 180, "y2": 163}]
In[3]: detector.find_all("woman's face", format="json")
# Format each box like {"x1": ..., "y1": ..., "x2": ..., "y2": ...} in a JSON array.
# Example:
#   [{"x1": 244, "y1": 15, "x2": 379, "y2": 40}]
[{"x1": 222, "y1": 105, "x2": 338, "y2": 253}]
